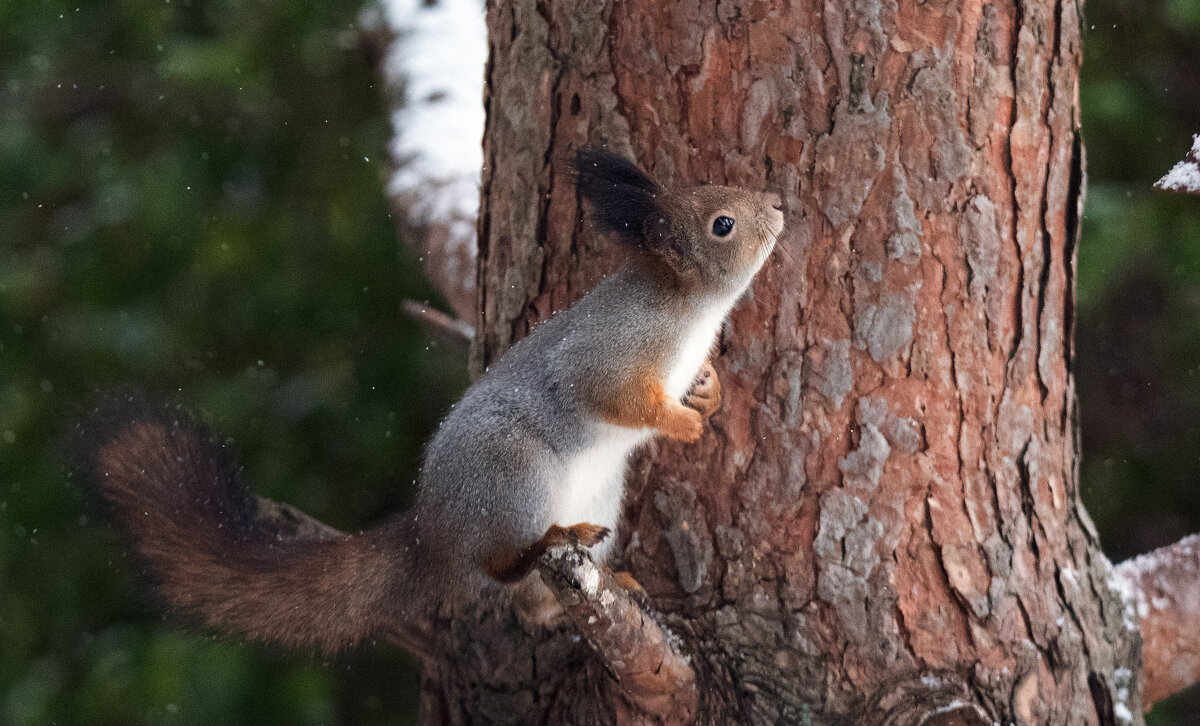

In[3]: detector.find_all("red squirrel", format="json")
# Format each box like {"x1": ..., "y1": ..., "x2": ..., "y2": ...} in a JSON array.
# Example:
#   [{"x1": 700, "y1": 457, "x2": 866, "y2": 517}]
[{"x1": 82, "y1": 149, "x2": 785, "y2": 652}]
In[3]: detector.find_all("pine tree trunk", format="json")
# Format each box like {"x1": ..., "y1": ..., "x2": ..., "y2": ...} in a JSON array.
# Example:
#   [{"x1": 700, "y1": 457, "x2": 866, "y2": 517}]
[{"x1": 422, "y1": 0, "x2": 1144, "y2": 722}]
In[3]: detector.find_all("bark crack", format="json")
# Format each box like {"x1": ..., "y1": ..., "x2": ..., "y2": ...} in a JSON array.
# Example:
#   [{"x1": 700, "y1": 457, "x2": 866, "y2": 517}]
[
  {"x1": 1005, "y1": 0, "x2": 1025, "y2": 368},
  {"x1": 925, "y1": 495, "x2": 979, "y2": 649},
  {"x1": 534, "y1": 0, "x2": 564, "y2": 325}
]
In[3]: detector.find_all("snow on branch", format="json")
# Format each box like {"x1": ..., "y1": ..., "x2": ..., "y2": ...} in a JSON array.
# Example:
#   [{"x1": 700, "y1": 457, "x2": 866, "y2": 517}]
[
  {"x1": 1155, "y1": 135, "x2": 1200, "y2": 195},
  {"x1": 1114, "y1": 534, "x2": 1200, "y2": 708},
  {"x1": 537, "y1": 544, "x2": 699, "y2": 723},
  {"x1": 361, "y1": 0, "x2": 486, "y2": 323}
]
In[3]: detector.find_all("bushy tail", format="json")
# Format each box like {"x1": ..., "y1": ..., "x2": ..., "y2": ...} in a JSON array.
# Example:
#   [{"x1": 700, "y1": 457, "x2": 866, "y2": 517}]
[{"x1": 79, "y1": 401, "x2": 417, "y2": 653}]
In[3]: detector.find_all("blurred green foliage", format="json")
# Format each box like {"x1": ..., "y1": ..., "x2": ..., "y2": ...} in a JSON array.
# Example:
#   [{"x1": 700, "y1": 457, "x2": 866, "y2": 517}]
[
  {"x1": 0, "y1": 0, "x2": 465, "y2": 724},
  {"x1": 1078, "y1": 1, "x2": 1200, "y2": 722},
  {"x1": 1, "y1": 0, "x2": 1198, "y2": 723}
]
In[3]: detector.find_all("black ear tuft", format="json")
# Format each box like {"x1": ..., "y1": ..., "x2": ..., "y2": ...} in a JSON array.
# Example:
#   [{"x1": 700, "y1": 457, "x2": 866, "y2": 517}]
[{"x1": 570, "y1": 148, "x2": 664, "y2": 244}]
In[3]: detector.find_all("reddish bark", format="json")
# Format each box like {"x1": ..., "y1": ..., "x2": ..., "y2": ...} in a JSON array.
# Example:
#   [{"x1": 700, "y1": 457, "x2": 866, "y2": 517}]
[
  {"x1": 464, "y1": 0, "x2": 1147, "y2": 722},
  {"x1": 338, "y1": 0, "x2": 1200, "y2": 718}
]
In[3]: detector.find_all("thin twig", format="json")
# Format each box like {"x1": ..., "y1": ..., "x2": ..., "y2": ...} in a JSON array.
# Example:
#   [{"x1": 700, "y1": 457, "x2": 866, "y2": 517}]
[
  {"x1": 402, "y1": 299, "x2": 475, "y2": 343},
  {"x1": 254, "y1": 496, "x2": 345, "y2": 540}
]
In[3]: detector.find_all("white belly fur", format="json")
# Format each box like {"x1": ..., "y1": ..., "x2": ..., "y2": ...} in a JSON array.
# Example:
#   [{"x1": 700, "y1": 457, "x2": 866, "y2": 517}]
[
  {"x1": 664, "y1": 296, "x2": 734, "y2": 399},
  {"x1": 554, "y1": 423, "x2": 650, "y2": 562},
  {"x1": 552, "y1": 298, "x2": 735, "y2": 562}
]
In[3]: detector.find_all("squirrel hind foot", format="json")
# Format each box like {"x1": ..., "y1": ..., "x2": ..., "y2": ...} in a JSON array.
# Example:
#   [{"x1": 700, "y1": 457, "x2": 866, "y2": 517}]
[
  {"x1": 482, "y1": 522, "x2": 611, "y2": 585},
  {"x1": 534, "y1": 522, "x2": 611, "y2": 550},
  {"x1": 561, "y1": 522, "x2": 611, "y2": 548}
]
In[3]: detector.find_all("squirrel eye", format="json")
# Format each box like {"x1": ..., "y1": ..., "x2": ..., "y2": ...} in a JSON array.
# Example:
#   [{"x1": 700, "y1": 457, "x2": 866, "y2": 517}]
[{"x1": 712, "y1": 216, "x2": 735, "y2": 237}]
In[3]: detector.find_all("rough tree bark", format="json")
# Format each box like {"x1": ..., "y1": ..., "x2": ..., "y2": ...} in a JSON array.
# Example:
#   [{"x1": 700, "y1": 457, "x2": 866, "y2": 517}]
[
  {"x1": 345, "y1": 0, "x2": 1200, "y2": 722},
  {"x1": 463, "y1": 0, "x2": 1145, "y2": 722}
]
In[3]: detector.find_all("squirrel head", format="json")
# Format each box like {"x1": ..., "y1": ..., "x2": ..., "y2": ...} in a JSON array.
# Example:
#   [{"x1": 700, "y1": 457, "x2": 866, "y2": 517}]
[{"x1": 572, "y1": 148, "x2": 785, "y2": 295}]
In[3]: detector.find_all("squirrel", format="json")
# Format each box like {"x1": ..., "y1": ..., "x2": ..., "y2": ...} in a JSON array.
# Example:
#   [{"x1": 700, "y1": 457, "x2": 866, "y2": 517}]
[{"x1": 81, "y1": 148, "x2": 785, "y2": 653}]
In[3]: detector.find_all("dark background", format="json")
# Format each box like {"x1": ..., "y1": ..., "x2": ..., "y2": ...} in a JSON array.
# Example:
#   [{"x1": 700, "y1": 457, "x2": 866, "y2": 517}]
[{"x1": 1, "y1": 0, "x2": 1197, "y2": 723}]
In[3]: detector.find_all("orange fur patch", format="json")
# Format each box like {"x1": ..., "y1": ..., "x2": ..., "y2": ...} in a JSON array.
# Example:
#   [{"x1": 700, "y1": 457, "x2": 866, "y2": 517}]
[{"x1": 597, "y1": 374, "x2": 703, "y2": 442}]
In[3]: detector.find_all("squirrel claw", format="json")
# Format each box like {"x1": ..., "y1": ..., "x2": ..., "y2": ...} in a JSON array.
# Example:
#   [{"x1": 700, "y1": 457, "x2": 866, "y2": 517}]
[{"x1": 682, "y1": 360, "x2": 722, "y2": 419}]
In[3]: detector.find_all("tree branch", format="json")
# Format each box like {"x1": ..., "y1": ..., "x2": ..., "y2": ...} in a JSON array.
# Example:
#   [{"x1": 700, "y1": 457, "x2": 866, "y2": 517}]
[
  {"x1": 401, "y1": 298, "x2": 474, "y2": 344},
  {"x1": 1115, "y1": 534, "x2": 1200, "y2": 707},
  {"x1": 536, "y1": 544, "x2": 698, "y2": 723}
]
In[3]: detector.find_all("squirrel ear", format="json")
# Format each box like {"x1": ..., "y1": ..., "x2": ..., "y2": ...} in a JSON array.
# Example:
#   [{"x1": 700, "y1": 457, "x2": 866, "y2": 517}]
[{"x1": 570, "y1": 148, "x2": 665, "y2": 245}]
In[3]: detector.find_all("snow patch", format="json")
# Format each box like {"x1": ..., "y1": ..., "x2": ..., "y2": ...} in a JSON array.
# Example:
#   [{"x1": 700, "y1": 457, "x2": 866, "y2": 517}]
[
  {"x1": 1108, "y1": 568, "x2": 1144, "y2": 632},
  {"x1": 1156, "y1": 134, "x2": 1200, "y2": 195},
  {"x1": 378, "y1": 0, "x2": 485, "y2": 213},
  {"x1": 579, "y1": 560, "x2": 600, "y2": 595},
  {"x1": 372, "y1": 0, "x2": 486, "y2": 290},
  {"x1": 1113, "y1": 667, "x2": 1135, "y2": 724}
]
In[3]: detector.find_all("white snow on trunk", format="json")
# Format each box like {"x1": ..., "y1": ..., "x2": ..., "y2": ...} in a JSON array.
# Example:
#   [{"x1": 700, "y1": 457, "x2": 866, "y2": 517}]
[
  {"x1": 365, "y1": 0, "x2": 486, "y2": 320},
  {"x1": 1155, "y1": 135, "x2": 1200, "y2": 195}
]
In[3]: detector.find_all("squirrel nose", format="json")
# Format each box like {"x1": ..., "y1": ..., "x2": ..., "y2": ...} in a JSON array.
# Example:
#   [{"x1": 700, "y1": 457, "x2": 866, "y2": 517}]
[{"x1": 765, "y1": 192, "x2": 783, "y2": 210}]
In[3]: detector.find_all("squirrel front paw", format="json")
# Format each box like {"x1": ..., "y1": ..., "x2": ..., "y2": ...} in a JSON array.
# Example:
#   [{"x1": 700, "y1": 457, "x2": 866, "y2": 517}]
[
  {"x1": 660, "y1": 403, "x2": 704, "y2": 442},
  {"x1": 682, "y1": 360, "x2": 722, "y2": 419}
]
